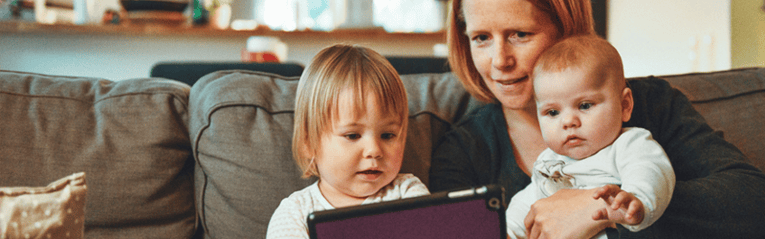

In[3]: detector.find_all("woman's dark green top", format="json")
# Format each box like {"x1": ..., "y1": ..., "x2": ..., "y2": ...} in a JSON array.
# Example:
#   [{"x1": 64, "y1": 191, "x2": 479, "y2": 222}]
[{"x1": 429, "y1": 77, "x2": 765, "y2": 238}]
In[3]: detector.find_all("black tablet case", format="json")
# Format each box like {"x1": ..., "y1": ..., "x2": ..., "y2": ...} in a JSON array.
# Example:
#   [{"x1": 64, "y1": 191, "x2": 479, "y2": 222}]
[{"x1": 307, "y1": 185, "x2": 507, "y2": 239}]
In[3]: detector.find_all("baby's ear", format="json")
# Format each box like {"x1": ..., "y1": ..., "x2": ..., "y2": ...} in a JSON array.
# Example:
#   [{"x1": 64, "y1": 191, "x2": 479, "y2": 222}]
[{"x1": 621, "y1": 87, "x2": 634, "y2": 122}]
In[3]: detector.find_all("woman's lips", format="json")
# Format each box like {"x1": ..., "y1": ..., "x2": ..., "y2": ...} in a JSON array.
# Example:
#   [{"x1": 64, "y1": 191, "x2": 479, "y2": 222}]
[{"x1": 495, "y1": 76, "x2": 528, "y2": 85}]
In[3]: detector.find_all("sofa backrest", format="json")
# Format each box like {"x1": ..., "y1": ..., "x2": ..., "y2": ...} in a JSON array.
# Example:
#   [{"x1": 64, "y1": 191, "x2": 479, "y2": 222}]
[
  {"x1": 660, "y1": 67, "x2": 765, "y2": 172},
  {"x1": 189, "y1": 67, "x2": 765, "y2": 239},
  {"x1": 150, "y1": 61, "x2": 306, "y2": 86},
  {"x1": 0, "y1": 71, "x2": 198, "y2": 238},
  {"x1": 188, "y1": 70, "x2": 482, "y2": 238},
  {"x1": 7, "y1": 66, "x2": 757, "y2": 239}
]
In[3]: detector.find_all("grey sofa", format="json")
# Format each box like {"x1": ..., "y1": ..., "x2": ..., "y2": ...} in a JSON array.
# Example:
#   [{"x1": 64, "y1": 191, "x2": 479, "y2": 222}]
[{"x1": 1, "y1": 67, "x2": 763, "y2": 238}]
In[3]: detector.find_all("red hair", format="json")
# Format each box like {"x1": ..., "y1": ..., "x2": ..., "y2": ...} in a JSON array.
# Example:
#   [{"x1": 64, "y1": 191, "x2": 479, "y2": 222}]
[{"x1": 446, "y1": 0, "x2": 596, "y2": 102}]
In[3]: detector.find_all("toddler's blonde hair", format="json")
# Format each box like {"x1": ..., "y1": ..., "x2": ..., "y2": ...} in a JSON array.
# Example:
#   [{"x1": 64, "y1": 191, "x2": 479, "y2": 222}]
[{"x1": 292, "y1": 44, "x2": 408, "y2": 179}]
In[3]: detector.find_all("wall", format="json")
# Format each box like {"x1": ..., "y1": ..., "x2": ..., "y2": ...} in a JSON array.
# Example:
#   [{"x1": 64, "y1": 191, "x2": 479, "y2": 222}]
[
  {"x1": 608, "y1": 0, "x2": 732, "y2": 77},
  {"x1": 731, "y1": 0, "x2": 765, "y2": 68},
  {"x1": 2, "y1": 0, "x2": 756, "y2": 80},
  {"x1": 0, "y1": 0, "x2": 445, "y2": 81},
  {"x1": 0, "y1": 32, "x2": 440, "y2": 80},
  {"x1": 2, "y1": 34, "x2": 247, "y2": 80}
]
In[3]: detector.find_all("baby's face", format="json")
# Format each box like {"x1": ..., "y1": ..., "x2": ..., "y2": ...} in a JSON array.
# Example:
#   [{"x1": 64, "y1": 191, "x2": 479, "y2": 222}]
[{"x1": 534, "y1": 66, "x2": 631, "y2": 159}]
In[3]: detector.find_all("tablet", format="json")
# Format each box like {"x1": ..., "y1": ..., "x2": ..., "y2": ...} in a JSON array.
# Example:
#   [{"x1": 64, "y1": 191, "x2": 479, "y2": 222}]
[{"x1": 307, "y1": 185, "x2": 507, "y2": 239}]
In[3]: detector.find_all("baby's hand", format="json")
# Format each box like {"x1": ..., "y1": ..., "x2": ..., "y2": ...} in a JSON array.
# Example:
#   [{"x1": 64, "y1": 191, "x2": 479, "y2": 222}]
[{"x1": 591, "y1": 184, "x2": 644, "y2": 225}]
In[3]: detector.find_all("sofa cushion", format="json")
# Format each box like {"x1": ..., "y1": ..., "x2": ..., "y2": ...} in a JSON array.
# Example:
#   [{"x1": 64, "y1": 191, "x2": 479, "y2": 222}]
[
  {"x1": 189, "y1": 70, "x2": 480, "y2": 238},
  {"x1": 0, "y1": 71, "x2": 197, "y2": 238},
  {"x1": 659, "y1": 67, "x2": 765, "y2": 172}
]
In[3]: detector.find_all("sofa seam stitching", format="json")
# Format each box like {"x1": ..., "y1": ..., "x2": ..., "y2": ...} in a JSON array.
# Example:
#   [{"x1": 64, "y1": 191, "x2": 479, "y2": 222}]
[{"x1": 689, "y1": 89, "x2": 765, "y2": 104}]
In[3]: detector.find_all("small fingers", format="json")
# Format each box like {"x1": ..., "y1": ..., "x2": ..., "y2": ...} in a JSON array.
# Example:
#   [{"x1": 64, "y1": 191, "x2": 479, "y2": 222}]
[
  {"x1": 625, "y1": 200, "x2": 644, "y2": 224},
  {"x1": 626, "y1": 200, "x2": 639, "y2": 216},
  {"x1": 592, "y1": 187, "x2": 605, "y2": 199},
  {"x1": 611, "y1": 191, "x2": 632, "y2": 210},
  {"x1": 592, "y1": 208, "x2": 609, "y2": 221},
  {"x1": 592, "y1": 184, "x2": 620, "y2": 199}
]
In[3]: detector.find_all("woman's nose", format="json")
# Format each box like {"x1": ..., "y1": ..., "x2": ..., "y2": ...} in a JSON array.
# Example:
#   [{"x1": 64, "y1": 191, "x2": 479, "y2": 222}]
[{"x1": 492, "y1": 41, "x2": 515, "y2": 71}]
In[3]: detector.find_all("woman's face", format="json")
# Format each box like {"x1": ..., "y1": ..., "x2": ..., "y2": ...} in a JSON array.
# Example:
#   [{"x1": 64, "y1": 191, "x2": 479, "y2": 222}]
[{"x1": 462, "y1": 0, "x2": 561, "y2": 110}]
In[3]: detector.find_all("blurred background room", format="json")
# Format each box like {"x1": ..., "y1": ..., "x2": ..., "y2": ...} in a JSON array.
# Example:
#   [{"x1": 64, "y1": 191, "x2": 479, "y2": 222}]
[{"x1": 0, "y1": 0, "x2": 762, "y2": 80}]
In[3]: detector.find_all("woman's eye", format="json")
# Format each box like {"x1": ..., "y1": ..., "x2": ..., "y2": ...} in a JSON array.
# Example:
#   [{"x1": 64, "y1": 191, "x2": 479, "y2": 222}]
[
  {"x1": 509, "y1": 32, "x2": 531, "y2": 43},
  {"x1": 579, "y1": 102, "x2": 593, "y2": 110},
  {"x1": 471, "y1": 34, "x2": 490, "y2": 45}
]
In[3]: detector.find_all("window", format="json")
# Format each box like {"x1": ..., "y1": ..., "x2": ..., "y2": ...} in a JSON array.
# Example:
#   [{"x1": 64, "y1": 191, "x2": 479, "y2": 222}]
[
  {"x1": 373, "y1": 0, "x2": 444, "y2": 32},
  {"x1": 254, "y1": 0, "x2": 444, "y2": 32}
]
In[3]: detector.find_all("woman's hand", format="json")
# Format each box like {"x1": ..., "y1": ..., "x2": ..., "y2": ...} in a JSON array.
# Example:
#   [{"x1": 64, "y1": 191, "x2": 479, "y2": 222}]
[{"x1": 524, "y1": 188, "x2": 611, "y2": 239}]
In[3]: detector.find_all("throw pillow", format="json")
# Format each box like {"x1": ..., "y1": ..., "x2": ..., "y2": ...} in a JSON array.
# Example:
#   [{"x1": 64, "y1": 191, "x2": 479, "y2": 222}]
[{"x1": 0, "y1": 172, "x2": 87, "y2": 239}]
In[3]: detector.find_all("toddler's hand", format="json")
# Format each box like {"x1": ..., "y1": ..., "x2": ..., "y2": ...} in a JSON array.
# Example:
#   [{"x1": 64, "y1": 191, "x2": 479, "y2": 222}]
[{"x1": 591, "y1": 184, "x2": 644, "y2": 225}]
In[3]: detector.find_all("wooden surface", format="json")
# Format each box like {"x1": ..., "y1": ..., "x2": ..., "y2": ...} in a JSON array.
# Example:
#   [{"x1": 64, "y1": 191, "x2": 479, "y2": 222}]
[{"x1": 0, "y1": 20, "x2": 446, "y2": 41}]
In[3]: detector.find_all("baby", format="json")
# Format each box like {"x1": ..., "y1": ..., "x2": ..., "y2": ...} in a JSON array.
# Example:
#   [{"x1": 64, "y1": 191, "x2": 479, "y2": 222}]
[
  {"x1": 506, "y1": 35, "x2": 676, "y2": 239},
  {"x1": 266, "y1": 44, "x2": 429, "y2": 239}
]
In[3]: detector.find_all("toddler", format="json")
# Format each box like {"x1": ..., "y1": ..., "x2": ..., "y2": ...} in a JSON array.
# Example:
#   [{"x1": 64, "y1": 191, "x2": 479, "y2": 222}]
[
  {"x1": 506, "y1": 35, "x2": 676, "y2": 239},
  {"x1": 266, "y1": 44, "x2": 429, "y2": 239}
]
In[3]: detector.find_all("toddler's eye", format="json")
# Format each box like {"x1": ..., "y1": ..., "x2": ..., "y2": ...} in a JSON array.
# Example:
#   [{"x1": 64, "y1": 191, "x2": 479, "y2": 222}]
[
  {"x1": 344, "y1": 134, "x2": 361, "y2": 140},
  {"x1": 546, "y1": 109, "x2": 560, "y2": 117},
  {"x1": 381, "y1": 133, "x2": 396, "y2": 140},
  {"x1": 579, "y1": 102, "x2": 593, "y2": 110}
]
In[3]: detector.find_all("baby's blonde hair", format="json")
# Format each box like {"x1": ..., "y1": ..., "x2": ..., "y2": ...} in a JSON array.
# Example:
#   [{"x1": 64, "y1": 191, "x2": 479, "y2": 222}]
[{"x1": 292, "y1": 44, "x2": 408, "y2": 179}]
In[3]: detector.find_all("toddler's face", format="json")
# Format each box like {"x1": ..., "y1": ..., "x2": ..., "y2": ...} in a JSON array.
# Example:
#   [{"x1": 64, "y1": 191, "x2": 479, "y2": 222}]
[
  {"x1": 315, "y1": 89, "x2": 405, "y2": 206},
  {"x1": 534, "y1": 66, "x2": 631, "y2": 159}
]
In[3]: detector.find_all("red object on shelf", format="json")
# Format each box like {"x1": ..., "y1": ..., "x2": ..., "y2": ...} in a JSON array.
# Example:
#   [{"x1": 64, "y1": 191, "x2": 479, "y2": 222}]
[
  {"x1": 241, "y1": 49, "x2": 280, "y2": 63},
  {"x1": 242, "y1": 36, "x2": 287, "y2": 63}
]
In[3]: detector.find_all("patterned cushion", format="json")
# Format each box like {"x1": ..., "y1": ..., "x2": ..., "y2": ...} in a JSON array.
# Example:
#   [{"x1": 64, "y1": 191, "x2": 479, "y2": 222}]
[{"x1": 0, "y1": 172, "x2": 87, "y2": 239}]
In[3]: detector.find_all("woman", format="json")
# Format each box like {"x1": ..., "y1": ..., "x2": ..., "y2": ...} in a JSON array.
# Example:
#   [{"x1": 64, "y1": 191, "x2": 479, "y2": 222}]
[{"x1": 428, "y1": 0, "x2": 765, "y2": 238}]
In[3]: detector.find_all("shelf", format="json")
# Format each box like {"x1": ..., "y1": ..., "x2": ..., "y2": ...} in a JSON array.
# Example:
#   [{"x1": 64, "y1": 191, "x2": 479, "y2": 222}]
[{"x1": 0, "y1": 20, "x2": 446, "y2": 41}]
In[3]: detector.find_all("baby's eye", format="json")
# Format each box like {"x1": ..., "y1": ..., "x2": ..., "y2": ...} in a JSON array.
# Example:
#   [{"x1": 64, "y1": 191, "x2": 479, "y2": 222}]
[
  {"x1": 545, "y1": 109, "x2": 560, "y2": 117},
  {"x1": 381, "y1": 133, "x2": 397, "y2": 140},
  {"x1": 344, "y1": 134, "x2": 361, "y2": 140},
  {"x1": 579, "y1": 102, "x2": 593, "y2": 110}
]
